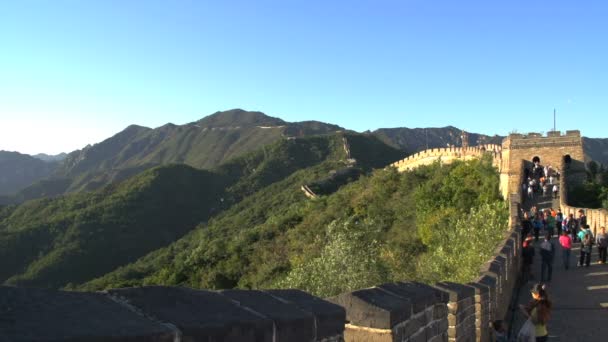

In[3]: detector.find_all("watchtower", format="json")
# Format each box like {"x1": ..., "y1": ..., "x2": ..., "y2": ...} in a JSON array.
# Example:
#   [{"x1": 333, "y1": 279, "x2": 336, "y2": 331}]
[{"x1": 499, "y1": 130, "x2": 585, "y2": 200}]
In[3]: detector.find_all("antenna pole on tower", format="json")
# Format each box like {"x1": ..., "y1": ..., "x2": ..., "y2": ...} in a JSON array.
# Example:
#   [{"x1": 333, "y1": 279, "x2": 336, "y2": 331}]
[{"x1": 553, "y1": 108, "x2": 556, "y2": 132}]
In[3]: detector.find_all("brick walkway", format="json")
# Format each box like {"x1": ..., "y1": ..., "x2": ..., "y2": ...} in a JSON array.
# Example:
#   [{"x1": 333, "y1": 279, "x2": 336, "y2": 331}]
[{"x1": 510, "y1": 194, "x2": 608, "y2": 341}]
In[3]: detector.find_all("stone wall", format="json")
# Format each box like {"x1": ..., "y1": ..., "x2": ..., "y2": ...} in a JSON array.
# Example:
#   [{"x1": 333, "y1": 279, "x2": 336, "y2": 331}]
[
  {"x1": 0, "y1": 286, "x2": 345, "y2": 342},
  {"x1": 390, "y1": 145, "x2": 502, "y2": 172}
]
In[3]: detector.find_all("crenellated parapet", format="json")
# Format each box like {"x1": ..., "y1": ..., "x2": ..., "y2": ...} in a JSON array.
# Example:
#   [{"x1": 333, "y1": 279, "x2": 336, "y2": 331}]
[{"x1": 390, "y1": 144, "x2": 503, "y2": 172}]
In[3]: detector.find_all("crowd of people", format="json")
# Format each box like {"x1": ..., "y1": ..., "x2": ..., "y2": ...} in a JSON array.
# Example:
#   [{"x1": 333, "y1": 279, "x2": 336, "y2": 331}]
[
  {"x1": 523, "y1": 162, "x2": 560, "y2": 200},
  {"x1": 521, "y1": 207, "x2": 607, "y2": 276},
  {"x1": 493, "y1": 159, "x2": 608, "y2": 341}
]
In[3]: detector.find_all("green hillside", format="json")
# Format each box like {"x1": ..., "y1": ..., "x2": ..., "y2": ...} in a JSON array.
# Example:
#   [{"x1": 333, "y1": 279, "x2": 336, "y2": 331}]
[
  {"x1": 79, "y1": 155, "x2": 507, "y2": 297},
  {"x1": 0, "y1": 164, "x2": 229, "y2": 288},
  {"x1": 1, "y1": 133, "x2": 395, "y2": 289}
]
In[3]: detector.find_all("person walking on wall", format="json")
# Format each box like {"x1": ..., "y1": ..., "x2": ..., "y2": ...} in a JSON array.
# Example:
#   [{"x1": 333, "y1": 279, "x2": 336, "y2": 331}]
[
  {"x1": 533, "y1": 213, "x2": 543, "y2": 242},
  {"x1": 558, "y1": 231, "x2": 572, "y2": 270},
  {"x1": 544, "y1": 210, "x2": 555, "y2": 237},
  {"x1": 540, "y1": 233, "x2": 555, "y2": 282},
  {"x1": 563, "y1": 213, "x2": 577, "y2": 242},
  {"x1": 522, "y1": 212, "x2": 533, "y2": 244},
  {"x1": 523, "y1": 235, "x2": 535, "y2": 281},
  {"x1": 597, "y1": 226, "x2": 607, "y2": 264},
  {"x1": 552, "y1": 184, "x2": 559, "y2": 199},
  {"x1": 579, "y1": 225, "x2": 594, "y2": 267},
  {"x1": 555, "y1": 209, "x2": 563, "y2": 236},
  {"x1": 520, "y1": 283, "x2": 552, "y2": 342},
  {"x1": 577, "y1": 209, "x2": 587, "y2": 239}
]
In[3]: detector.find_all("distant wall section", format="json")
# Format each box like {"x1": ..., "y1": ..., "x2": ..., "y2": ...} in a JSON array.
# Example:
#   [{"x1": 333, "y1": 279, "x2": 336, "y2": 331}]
[{"x1": 390, "y1": 145, "x2": 502, "y2": 172}]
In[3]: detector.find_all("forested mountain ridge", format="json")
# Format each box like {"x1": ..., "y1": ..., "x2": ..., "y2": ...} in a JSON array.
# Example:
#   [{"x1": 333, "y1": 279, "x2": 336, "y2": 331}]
[
  {"x1": 1, "y1": 110, "x2": 343, "y2": 204},
  {"x1": 57, "y1": 109, "x2": 344, "y2": 178},
  {"x1": 3, "y1": 110, "x2": 608, "y2": 206},
  {"x1": 79, "y1": 155, "x2": 507, "y2": 297},
  {"x1": 1, "y1": 133, "x2": 402, "y2": 289},
  {"x1": 371, "y1": 126, "x2": 504, "y2": 154},
  {"x1": 0, "y1": 151, "x2": 59, "y2": 196}
]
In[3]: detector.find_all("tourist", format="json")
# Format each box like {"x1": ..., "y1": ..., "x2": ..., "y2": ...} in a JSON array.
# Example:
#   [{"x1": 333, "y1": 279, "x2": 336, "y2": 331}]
[
  {"x1": 597, "y1": 226, "x2": 607, "y2": 264},
  {"x1": 522, "y1": 212, "x2": 533, "y2": 243},
  {"x1": 578, "y1": 209, "x2": 587, "y2": 232},
  {"x1": 544, "y1": 210, "x2": 555, "y2": 237},
  {"x1": 519, "y1": 283, "x2": 552, "y2": 342},
  {"x1": 555, "y1": 209, "x2": 563, "y2": 235},
  {"x1": 552, "y1": 184, "x2": 558, "y2": 199},
  {"x1": 558, "y1": 231, "x2": 572, "y2": 270},
  {"x1": 533, "y1": 213, "x2": 543, "y2": 242},
  {"x1": 492, "y1": 320, "x2": 508, "y2": 342},
  {"x1": 527, "y1": 185, "x2": 534, "y2": 199},
  {"x1": 540, "y1": 233, "x2": 555, "y2": 282},
  {"x1": 579, "y1": 225, "x2": 594, "y2": 267},
  {"x1": 542, "y1": 184, "x2": 548, "y2": 197},
  {"x1": 522, "y1": 235, "x2": 535, "y2": 281},
  {"x1": 563, "y1": 213, "x2": 577, "y2": 242}
]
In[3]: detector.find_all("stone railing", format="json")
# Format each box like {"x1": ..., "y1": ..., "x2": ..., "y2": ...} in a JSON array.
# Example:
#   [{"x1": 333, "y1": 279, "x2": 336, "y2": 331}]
[
  {"x1": 560, "y1": 161, "x2": 608, "y2": 236},
  {"x1": 1, "y1": 286, "x2": 345, "y2": 342}
]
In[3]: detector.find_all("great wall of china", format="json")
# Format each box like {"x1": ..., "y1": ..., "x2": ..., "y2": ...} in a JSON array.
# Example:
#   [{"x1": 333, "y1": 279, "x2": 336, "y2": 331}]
[{"x1": 5, "y1": 130, "x2": 607, "y2": 342}]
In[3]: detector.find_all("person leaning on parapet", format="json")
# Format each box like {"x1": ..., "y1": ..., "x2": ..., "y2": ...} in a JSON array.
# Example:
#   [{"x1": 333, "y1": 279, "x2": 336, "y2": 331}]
[
  {"x1": 519, "y1": 283, "x2": 552, "y2": 342},
  {"x1": 596, "y1": 226, "x2": 607, "y2": 264},
  {"x1": 491, "y1": 320, "x2": 508, "y2": 342}
]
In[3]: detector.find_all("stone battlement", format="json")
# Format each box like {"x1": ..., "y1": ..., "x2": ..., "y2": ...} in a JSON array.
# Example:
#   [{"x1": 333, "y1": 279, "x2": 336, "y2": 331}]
[
  {"x1": 390, "y1": 144, "x2": 502, "y2": 172},
  {"x1": 505, "y1": 131, "x2": 582, "y2": 150}
]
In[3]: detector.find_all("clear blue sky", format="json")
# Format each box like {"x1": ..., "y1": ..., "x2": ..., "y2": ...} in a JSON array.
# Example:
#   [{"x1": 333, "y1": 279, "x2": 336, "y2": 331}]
[{"x1": 1, "y1": 0, "x2": 606, "y2": 154}]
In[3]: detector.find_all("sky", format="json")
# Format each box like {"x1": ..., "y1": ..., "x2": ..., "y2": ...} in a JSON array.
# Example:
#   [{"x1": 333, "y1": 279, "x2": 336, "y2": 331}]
[{"x1": 1, "y1": 0, "x2": 606, "y2": 155}]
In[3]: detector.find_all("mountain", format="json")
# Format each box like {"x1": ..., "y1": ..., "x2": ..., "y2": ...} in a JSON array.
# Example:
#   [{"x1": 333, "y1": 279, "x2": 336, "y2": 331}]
[
  {"x1": 1, "y1": 132, "x2": 400, "y2": 289},
  {"x1": 0, "y1": 151, "x2": 59, "y2": 196},
  {"x1": 371, "y1": 126, "x2": 504, "y2": 154},
  {"x1": 1, "y1": 110, "x2": 342, "y2": 203},
  {"x1": 57, "y1": 109, "x2": 344, "y2": 178},
  {"x1": 33, "y1": 153, "x2": 68, "y2": 162},
  {"x1": 583, "y1": 137, "x2": 608, "y2": 166}
]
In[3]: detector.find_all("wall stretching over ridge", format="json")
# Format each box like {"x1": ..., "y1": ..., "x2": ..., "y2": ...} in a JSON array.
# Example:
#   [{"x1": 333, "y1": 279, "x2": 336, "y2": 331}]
[{"x1": 390, "y1": 145, "x2": 503, "y2": 173}]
